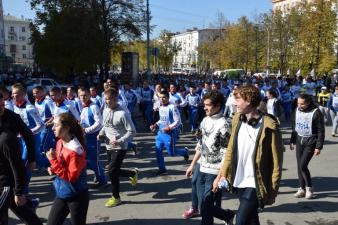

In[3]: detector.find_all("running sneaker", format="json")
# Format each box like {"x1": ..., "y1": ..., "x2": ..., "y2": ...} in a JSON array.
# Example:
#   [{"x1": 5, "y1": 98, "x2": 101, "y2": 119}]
[
  {"x1": 182, "y1": 208, "x2": 199, "y2": 219},
  {"x1": 105, "y1": 197, "x2": 122, "y2": 207},
  {"x1": 294, "y1": 188, "x2": 305, "y2": 198},
  {"x1": 130, "y1": 168, "x2": 139, "y2": 187},
  {"x1": 305, "y1": 187, "x2": 314, "y2": 199}
]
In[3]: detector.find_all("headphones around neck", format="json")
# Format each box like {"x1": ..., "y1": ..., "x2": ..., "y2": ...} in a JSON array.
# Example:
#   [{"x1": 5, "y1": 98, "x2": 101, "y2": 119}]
[{"x1": 239, "y1": 114, "x2": 262, "y2": 127}]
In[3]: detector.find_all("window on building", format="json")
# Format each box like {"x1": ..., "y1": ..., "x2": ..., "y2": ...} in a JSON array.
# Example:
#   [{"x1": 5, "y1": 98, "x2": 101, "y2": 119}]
[
  {"x1": 11, "y1": 53, "x2": 15, "y2": 59},
  {"x1": 23, "y1": 54, "x2": 27, "y2": 59},
  {"x1": 10, "y1": 27, "x2": 14, "y2": 32},
  {"x1": 21, "y1": 36, "x2": 26, "y2": 41},
  {"x1": 22, "y1": 27, "x2": 26, "y2": 32},
  {"x1": 10, "y1": 45, "x2": 16, "y2": 53},
  {"x1": 22, "y1": 45, "x2": 26, "y2": 50}
]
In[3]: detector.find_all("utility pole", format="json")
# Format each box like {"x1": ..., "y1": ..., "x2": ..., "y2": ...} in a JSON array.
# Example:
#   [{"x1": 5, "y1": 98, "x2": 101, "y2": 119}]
[
  {"x1": 146, "y1": 0, "x2": 151, "y2": 80},
  {"x1": 267, "y1": 28, "x2": 270, "y2": 76}
]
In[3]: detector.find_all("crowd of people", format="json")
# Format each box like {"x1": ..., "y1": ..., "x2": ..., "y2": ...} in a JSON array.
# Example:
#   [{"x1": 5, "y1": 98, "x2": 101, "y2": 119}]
[{"x1": 0, "y1": 72, "x2": 335, "y2": 225}]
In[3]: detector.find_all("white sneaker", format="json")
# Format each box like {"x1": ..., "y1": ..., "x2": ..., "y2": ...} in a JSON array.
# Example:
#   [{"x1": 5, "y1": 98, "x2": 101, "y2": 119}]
[
  {"x1": 294, "y1": 188, "x2": 305, "y2": 198},
  {"x1": 305, "y1": 187, "x2": 314, "y2": 199}
]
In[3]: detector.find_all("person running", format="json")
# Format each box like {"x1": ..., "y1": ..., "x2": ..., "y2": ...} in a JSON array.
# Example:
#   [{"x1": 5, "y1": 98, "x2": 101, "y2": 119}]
[
  {"x1": 290, "y1": 93, "x2": 325, "y2": 199},
  {"x1": 140, "y1": 81, "x2": 154, "y2": 128},
  {"x1": 32, "y1": 86, "x2": 55, "y2": 162},
  {"x1": 47, "y1": 87, "x2": 80, "y2": 123},
  {"x1": 150, "y1": 90, "x2": 189, "y2": 176},
  {"x1": 99, "y1": 88, "x2": 138, "y2": 208},
  {"x1": 46, "y1": 113, "x2": 89, "y2": 225},
  {"x1": 12, "y1": 84, "x2": 47, "y2": 173},
  {"x1": 317, "y1": 86, "x2": 331, "y2": 124},
  {"x1": 0, "y1": 130, "x2": 42, "y2": 225},
  {"x1": 184, "y1": 84, "x2": 201, "y2": 133},
  {"x1": 327, "y1": 84, "x2": 338, "y2": 136},
  {"x1": 78, "y1": 87, "x2": 107, "y2": 187},
  {"x1": 90, "y1": 86, "x2": 103, "y2": 111}
]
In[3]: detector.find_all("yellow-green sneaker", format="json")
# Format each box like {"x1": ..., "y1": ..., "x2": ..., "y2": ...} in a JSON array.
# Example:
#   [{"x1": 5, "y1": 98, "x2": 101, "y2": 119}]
[
  {"x1": 129, "y1": 168, "x2": 139, "y2": 187},
  {"x1": 105, "y1": 197, "x2": 121, "y2": 207}
]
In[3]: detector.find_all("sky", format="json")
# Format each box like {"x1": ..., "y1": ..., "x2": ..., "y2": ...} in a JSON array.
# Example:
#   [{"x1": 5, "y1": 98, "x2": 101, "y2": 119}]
[{"x1": 3, "y1": 0, "x2": 272, "y2": 38}]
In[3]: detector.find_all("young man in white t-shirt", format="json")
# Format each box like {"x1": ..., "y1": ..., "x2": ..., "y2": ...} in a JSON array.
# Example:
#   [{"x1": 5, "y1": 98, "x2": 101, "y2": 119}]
[{"x1": 215, "y1": 85, "x2": 284, "y2": 225}]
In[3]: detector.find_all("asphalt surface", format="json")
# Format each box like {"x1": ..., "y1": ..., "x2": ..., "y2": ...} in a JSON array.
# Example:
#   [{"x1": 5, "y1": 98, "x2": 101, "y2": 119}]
[{"x1": 9, "y1": 119, "x2": 338, "y2": 225}]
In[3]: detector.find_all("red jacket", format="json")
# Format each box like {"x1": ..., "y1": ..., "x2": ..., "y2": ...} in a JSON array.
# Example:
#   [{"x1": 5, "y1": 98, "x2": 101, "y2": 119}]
[{"x1": 50, "y1": 138, "x2": 86, "y2": 183}]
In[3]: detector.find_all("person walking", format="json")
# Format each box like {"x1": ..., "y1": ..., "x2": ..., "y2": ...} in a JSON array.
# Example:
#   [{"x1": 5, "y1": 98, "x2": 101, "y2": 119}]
[
  {"x1": 214, "y1": 85, "x2": 284, "y2": 225},
  {"x1": 187, "y1": 90, "x2": 234, "y2": 225},
  {"x1": 290, "y1": 93, "x2": 325, "y2": 199}
]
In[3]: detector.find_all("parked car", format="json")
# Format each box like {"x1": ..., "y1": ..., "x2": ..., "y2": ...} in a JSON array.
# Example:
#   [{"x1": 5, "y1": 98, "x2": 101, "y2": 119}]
[{"x1": 6, "y1": 78, "x2": 68, "y2": 95}]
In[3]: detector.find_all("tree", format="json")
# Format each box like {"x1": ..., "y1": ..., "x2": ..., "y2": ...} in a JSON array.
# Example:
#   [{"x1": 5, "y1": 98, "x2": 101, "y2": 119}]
[
  {"x1": 30, "y1": 0, "x2": 147, "y2": 77},
  {"x1": 30, "y1": 5, "x2": 104, "y2": 80},
  {"x1": 154, "y1": 30, "x2": 181, "y2": 71}
]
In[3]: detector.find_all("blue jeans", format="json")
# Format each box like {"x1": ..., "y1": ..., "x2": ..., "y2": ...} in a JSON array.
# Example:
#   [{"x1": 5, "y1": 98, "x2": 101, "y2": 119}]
[
  {"x1": 198, "y1": 172, "x2": 233, "y2": 225},
  {"x1": 191, "y1": 163, "x2": 202, "y2": 211},
  {"x1": 235, "y1": 187, "x2": 260, "y2": 225}
]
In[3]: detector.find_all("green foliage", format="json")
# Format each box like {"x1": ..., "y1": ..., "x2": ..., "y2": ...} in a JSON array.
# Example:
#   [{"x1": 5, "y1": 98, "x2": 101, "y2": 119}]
[
  {"x1": 199, "y1": 1, "x2": 337, "y2": 76},
  {"x1": 155, "y1": 30, "x2": 181, "y2": 71},
  {"x1": 29, "y1": 0, "x2": 147, "y2": 78}
]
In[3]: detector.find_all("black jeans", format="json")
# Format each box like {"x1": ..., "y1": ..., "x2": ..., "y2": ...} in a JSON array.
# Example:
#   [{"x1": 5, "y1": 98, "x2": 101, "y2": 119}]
[
  {"x1": 108, "y1": 150, "x2": 136, "y2": 199},
  {"x1": 47, "y1": 190, "x2": 89, "y2": 225},
  {"x1": 296, "y1": 138, "x2": 316, "y2": 188},
  {"x1": 235, "y1": 188, "x2": 260, "y2": 225},
  {"x1": 0, "y1": 187, "x2": 42, "y2": 225}
]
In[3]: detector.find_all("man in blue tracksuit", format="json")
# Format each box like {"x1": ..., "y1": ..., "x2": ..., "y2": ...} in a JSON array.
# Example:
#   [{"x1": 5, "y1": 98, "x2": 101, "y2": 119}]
[
  {"x1": 12, "y1": 84, "x2": 46, "y2": 194},
  {"x1": 33, "y1": 86, "x2": 56, "y2": 158},
  {"x1": 150, "y1": 90, "x2": 189, "y2": 176},
  {"x1": 124, "y1": 82, "x2": 138, "y2": 122},
  {"x1": 48, "y1": 87, "x2": 81, "y2": 122},
  {"x1": 184, "y1": 85, "x2": 201, "y2": 132},
  {"x1": 78, "y1": 87, "x2": 107, "y2": 187},
  {"x1": 140, "y1": 81, "x2": 154, "y2": 127},
  {"x1": 281, "y1": 85, "x2": 294, "y2": 121},
  {"x1": 90, "y1": 86, "x2": 104, "y2": 111}
]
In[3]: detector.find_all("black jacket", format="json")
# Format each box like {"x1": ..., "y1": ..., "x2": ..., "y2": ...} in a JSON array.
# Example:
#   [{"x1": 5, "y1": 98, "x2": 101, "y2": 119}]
[
  {"x1": 0, "y1": 109, "x2": 35, "y2": 163},
  {"x1": 0, "y1": 131, "x2": 27, "y2": 195},
  {"x1": 290, "y1": 104, "x2": 325, "y2": 150}
]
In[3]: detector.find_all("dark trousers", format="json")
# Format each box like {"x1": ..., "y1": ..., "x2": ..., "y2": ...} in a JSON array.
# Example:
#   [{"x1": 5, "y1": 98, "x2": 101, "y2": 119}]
[
  {"x1": 108, "y1": 150, "x2": 136, "y2": 199},
  {"x1": 0, "y1": 187, "x2": 42, "y2": 225},
  {"x1": 47, "y1": 190, "x2": 89, "y2": 225},
  {"x1": 198, "y1": 172, "x2": 233, "y2": 225},
  {"x1": 296, "y1": 139, "x2": 315, "y2": 188},
  {"x1": 235, "y1": 188, "x2": 260, "y2": 225}
]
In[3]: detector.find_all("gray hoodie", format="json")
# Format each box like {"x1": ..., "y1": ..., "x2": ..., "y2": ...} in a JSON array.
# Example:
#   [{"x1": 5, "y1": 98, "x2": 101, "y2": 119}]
[{"x1": 99, "y1": 105, "x2": 136, "y2": 150}]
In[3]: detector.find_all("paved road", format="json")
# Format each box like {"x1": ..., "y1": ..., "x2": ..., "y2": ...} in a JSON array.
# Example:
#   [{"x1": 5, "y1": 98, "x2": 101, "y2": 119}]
[{"x1": 9, "y1": 121, "x2": 338, "y2": 225}]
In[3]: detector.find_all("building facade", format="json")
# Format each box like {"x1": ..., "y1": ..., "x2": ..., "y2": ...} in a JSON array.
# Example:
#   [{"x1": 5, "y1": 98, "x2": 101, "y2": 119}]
[
  {"x1": 4, "y1": 14, "x2": 34, "y2": 69},
  {"x1": 272, "y1": 0, "x2": 306, "y2": 12},
  {"x1": 171, "y1": 28, "x2": 221, "y2": 68},
  {"x1": 0, "y1": 0, "x2": 5, "y2": 56}
]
